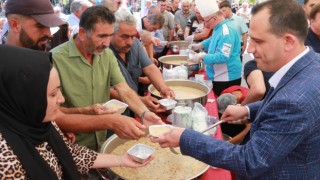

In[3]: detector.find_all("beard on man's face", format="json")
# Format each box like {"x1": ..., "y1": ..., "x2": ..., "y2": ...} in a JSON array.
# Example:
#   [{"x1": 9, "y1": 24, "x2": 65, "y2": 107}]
[
  {"x1": 92, "y1": 45, "x2": 108, "y2": 55},
  {"x1": 86, "y1": 42, "x2": 108, "y2": 55},
  {"x1": 85, "y1": 36, "x2": 108, "y2": 55},
  {"x1": 19, "y1": 28, "x2": 50, "y2": 51}
]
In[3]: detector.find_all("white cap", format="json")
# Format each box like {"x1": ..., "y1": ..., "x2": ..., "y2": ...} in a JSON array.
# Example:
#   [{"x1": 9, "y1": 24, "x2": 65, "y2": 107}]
[{"x1": 195, "y1": 0, "x2": 219, "y2": 18}]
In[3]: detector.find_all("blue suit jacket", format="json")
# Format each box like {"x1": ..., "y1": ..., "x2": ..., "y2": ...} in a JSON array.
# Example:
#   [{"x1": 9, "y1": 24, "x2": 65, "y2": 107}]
[{"x1": 180, "y1": 50, "x2": 320, "y2": 179}]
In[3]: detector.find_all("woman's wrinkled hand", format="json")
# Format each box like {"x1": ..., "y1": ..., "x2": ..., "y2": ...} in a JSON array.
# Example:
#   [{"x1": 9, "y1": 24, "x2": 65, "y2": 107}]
[{"x1": 121, "y1": 153, "x2": 154, "y2": 168}]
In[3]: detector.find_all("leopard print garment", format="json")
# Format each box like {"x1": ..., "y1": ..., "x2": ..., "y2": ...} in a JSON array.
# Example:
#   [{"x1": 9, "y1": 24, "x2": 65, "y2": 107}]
[{"x1": 0, "y1": 121, "x2": 98, "y2": 179}]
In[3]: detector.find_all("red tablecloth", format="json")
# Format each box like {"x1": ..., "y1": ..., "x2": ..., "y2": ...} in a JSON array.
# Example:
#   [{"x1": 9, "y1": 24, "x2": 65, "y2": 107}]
[{"x1": 199, "y1": 90, "x2": 234, "y2": 180}]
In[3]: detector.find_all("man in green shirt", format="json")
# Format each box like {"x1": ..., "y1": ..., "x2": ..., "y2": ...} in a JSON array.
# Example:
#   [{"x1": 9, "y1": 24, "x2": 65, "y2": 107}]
[{"x1": 51, "y1": 6, "x2": 163, "y2": 151}]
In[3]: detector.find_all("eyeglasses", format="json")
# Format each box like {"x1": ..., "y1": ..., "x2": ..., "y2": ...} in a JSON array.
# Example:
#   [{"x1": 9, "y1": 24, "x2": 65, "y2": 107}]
[{"x1": 204, "y1": 16, "x2": 215, "y2": 23}]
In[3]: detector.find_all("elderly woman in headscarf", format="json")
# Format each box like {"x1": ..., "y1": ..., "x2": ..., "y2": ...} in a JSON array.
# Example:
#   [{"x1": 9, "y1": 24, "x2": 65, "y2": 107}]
[{"x1": 0, "y1": 45, "x2": 152, "y2": 179}]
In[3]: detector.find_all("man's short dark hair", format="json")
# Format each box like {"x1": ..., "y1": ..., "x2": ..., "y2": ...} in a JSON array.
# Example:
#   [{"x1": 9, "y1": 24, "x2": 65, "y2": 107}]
[
  {"x1": 157, "y1": 0, "x2": 165, "y2": 2},
  {"x1": 147, "y1": 13, "x2": 165, "y2": 28},
  {"x1": 219, "y1": 1, "x2": 232, "y2": 9},
  {"x1": 79, "y1": 6, "x2": 115, "y2": 32},
  {"x1": 251, "y1": 0, "x2": 308, "y2": 42},
  {"x1": 304, "y1": 0, "x2": 309, "y2": 5},
  {"x1": 310, "y1": 3, "x2": 320, "y2": 20}
]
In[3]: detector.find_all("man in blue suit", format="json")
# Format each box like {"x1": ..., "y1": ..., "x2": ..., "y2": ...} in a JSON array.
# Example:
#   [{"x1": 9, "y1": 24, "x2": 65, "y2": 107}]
[{"x1": 151, "y1": 0, "x2": 320, "y2": 179}]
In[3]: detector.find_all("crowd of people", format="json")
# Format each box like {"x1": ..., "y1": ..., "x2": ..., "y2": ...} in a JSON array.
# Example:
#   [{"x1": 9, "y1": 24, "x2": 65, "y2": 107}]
[
  {"x1": 151, "y1": 0, "x2": 320, "y2": 179},
  {"x1": 1, "y1": 0, "x2": 320, "y2": 179}
]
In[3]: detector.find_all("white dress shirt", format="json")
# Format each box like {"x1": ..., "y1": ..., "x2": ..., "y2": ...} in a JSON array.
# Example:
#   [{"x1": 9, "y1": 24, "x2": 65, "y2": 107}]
[{"x1": 269, "y1": 47, "x2": 309, "y2": 88}]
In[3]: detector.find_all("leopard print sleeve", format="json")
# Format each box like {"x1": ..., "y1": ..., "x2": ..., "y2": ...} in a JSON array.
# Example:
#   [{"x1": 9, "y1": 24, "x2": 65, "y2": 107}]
[
  {"x1": 52, "y1": 121, "x2": 98, "y2": 175},
  {"x1": 0, "y1": 133, "x2": 27, "y2": 179},
  {"x1": 0, "y1": 122, "x2": 98, "y2": 179}
]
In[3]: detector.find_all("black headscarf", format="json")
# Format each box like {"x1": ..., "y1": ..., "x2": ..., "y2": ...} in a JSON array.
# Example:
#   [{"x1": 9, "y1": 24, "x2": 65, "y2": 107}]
[{"x1": 0, "y1": 45, "x2": 80, "y2": 180}]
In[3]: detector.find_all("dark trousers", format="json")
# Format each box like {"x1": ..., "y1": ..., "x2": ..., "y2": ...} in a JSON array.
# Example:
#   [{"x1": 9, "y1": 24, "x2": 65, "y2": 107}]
[
  {"x1": 240, "y1": 42, "x2": 243, "y2": 62},
  {"x1": 212, "y1": 78, "x2": 242, "y2": 96}
]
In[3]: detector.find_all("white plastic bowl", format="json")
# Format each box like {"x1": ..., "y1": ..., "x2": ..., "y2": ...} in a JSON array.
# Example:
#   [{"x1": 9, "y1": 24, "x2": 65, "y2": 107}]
[
  {"x1": 159, "y1": 98, "x2": 177, "y2": 110},
  {"x1": 127, "y1": 143, "x2": 155, "y2": 163},
  {"x1": 102, "y1": 99, "x2": 128, "y2": 114},
  {"x1": 149, "y1": 125, "x2": 172, "y2": 137}
]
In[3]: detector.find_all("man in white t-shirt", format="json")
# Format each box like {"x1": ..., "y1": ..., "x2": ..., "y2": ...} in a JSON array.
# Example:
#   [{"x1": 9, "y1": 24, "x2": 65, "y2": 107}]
[
  {"x1": 237, "y1": 2, "x2": 251, "y2": 27},
  {"x1": 140, "y1": 0, "x2": 152, "y2": 17},
  {"x1": 67, "y1": 0, "x2": 92, "y2": 35}
]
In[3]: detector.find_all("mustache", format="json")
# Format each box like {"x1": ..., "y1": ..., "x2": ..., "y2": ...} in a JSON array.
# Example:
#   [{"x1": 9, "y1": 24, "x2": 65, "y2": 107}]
[
  {"x1": 124, "y1": 45, "x2": 131, "y2": 49},
  {"x1": 98, "y1": 45, "x2": 108, "y2": 50}
]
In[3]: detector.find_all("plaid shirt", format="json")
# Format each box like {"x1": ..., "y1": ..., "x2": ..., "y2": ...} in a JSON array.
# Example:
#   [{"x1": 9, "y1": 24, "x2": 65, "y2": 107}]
[{"x1": 180, "y1": 50, "x2": 320, "y2": 179}]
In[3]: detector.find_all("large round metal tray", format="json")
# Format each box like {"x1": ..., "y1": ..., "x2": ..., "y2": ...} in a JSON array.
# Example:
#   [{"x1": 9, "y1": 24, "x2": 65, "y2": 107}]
[
  {"x1": 148, "y1": 79, "x2": 210, "y2": 107},
  {"x1": 159, "y1": 55, "x2": 201, "y2": 75},
  {"x1": 100, "y1": 135, "x2": 209, "y2": 180}
]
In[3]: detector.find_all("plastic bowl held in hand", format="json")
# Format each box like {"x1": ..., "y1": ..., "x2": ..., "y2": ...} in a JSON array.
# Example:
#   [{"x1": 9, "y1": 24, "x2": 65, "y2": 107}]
[
  {"x1": 149, "y1": 125, "x2": 172, "y2": 137},
  {"x1": 159, "y1": 41, "x2": 168, "y2": 47},
  {"x1": 102, "y1": 99, "x2": 128, "y2": 114},
  {"x1": 127, "y1": 143, "x2": 155, "y2": 164},
  {"x1": 159, "y1": 98, "x2": 177, "y2": 110}
]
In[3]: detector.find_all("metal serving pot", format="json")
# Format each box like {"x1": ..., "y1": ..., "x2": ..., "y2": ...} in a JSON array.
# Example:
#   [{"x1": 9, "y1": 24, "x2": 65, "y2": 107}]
[
  {"x1": 100, "y1": 135, "x2": 209, "y2": 180},
  {"x1": 169, "y1": 41, "x2": 190, "y2": 54},
  {"x1": 148, "y1": 79, "x2": 210, "y2": 108},
  {"x1": 159, "y1": 55, "x2": 201, "y2": 75}
]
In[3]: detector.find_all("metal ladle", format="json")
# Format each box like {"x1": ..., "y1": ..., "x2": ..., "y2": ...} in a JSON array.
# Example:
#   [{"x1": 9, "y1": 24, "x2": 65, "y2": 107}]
[{"x1": 200, "y1": 120, "x2": 226, "y2": 134}]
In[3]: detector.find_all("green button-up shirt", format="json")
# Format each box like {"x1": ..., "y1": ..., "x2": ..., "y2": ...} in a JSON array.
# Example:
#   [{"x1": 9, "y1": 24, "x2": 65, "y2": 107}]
[{"x1": 51, "y1": 37, "x2": 125, "y2": 151}]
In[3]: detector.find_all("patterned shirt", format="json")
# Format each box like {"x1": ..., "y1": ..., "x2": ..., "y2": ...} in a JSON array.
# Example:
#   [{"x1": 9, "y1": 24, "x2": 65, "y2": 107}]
[{"x1": 0, "y1": 121, "x2": 98, "y2": 179}]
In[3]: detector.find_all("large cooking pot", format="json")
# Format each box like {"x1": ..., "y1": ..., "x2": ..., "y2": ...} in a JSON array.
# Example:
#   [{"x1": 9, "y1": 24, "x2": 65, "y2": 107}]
[
  {"x1": 159, "y1": 55, "x2": 201, "y2": 75},
  {"x1": 100, "y1": 135, "x2": 209, "y2": 180},
  {"x1": 148, "y1": 79, "x2": 210, "y2": 107},
  {"x1": 169, "y1": 41, "x2": 190, "y2": 54}
]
